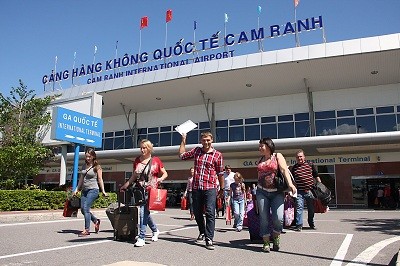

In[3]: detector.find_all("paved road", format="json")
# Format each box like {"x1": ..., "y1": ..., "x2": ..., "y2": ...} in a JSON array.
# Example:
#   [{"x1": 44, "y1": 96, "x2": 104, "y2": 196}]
[{"x1": 0, "y1": 208, "x2": 399, "y2": 266}]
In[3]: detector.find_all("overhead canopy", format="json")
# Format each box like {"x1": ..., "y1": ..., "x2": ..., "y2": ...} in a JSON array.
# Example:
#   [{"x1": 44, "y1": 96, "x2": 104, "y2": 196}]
[{"x1": 48, "y1": 33, "x2": 400, "y2": 165}]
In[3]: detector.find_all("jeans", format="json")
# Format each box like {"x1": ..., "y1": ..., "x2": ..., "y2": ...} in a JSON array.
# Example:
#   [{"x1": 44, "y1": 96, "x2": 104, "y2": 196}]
[
  {"x1": 296, "y1": 190, "x2": 315, "y2": 227},
  {"x1": 187, "y1": 191, "x2": 193, "y2": 215},
  {"x1": 256, "y1": 189, "x2": 284, "y2": 237},
  {"x1": 80, "y1": 188, "x2": 99, "y2": 230},
  {"x1": 139, "y1": 203, "x2": 158, "y2": 240},
  {"x1": 192, "y1": 188, "x2": 217, "y2": 240},
  {"x1": 232, "y1": 198, "x2": 245, "y2": 228}
]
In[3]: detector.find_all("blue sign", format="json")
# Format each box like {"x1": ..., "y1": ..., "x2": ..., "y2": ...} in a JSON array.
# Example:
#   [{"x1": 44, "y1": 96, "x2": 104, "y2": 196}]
[{"x1": 51, "y1": 107, "x2": 103, "y2": 148}]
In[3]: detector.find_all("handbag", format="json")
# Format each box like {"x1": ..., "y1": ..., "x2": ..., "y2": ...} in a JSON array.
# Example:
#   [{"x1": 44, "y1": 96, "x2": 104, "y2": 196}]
[
  {"x1": 274, "y1": 153, "x2": 295, "y2": 192},
  {"x1": 68, "y1": 195, "x2": 81, "y2": 208},
  {"x1": 284, "y1": 195, "x2": 295, "y2": 226},
  {"x1": 225, "y1": 205, "x2": 232, "y2": 225},
  {"x1": 130, "y1": 158, "x2": 153, "y2": 206},
  {"x1": 63, "y1": 199, "x2": 78, "y2": 217},
  {"x1": 181, "y1": 196, "x2": 188, "y2": 210},
  {"x1": 311, "y1": 181, "x2": 332, "y2": 206},
  {"x1": 131, "y1": 184, "x2": 147, "y2": 206},
  {"x1": 148, "y1": 187, "x2": 167, "y2": 211},
  {"x1": 313, "y1": 199, "x2": 328, "y2": 213}
]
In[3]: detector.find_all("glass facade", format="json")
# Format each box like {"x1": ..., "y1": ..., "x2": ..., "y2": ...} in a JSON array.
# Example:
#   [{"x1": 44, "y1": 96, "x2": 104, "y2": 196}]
[{"x1": 95, "y1": 104, "x2": 399, "y2": 150}]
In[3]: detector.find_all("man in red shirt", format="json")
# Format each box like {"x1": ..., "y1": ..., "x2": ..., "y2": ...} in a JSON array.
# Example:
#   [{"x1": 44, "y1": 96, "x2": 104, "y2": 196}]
[
  {"x1": 291, "y1": 149, "x2": 321, "y2": 231},
  {"x1": 179, "y1": 131, "x2": 224, "y2": 250}
]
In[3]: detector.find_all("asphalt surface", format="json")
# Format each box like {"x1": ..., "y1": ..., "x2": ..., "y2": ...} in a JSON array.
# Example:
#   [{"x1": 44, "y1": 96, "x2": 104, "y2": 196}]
[{"x1": 0, "y1": 208, "x2": 399, "y2": 266}]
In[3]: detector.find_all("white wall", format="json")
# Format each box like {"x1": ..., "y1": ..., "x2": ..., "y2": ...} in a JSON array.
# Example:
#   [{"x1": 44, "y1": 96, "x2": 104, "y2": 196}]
[
  {"x1": 103, "y1": 93, "x2": 309, "y2": 131},
  {"x1": 313, "y1": 83, "x2": 400, "y2": 111}
]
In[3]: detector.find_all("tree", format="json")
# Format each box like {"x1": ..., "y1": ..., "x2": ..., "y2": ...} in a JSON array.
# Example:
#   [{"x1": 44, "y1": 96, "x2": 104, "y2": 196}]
[{"x1": 0, "y1": 80, "x2": 56, "y2": 188}]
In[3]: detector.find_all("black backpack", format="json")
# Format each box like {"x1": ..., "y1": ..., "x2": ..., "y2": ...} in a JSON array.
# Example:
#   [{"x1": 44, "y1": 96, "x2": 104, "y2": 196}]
[{"x1": 312, "y1": 182, "x2": 332, "y2": 206}]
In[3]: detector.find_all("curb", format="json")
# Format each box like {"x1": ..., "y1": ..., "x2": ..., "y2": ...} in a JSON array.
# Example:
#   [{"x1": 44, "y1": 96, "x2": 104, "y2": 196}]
[
  {"x1": 0, "y1": 209, "x2": 107, "y2": 223},
  {"x1": 396, "y1": 249, "x2": 400, "y2": 266}
]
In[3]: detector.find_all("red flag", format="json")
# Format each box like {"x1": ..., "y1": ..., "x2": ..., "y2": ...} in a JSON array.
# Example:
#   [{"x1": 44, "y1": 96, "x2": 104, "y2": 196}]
[
  {"x1": 140, "y1": 16, "x2": 148, "y2": 29},
  {"x1": 166, "y1": 9, "x2": 172, "y2": 23},
  {"x1": 294, "y1": 0, "x2": 300, "y2": 7}
]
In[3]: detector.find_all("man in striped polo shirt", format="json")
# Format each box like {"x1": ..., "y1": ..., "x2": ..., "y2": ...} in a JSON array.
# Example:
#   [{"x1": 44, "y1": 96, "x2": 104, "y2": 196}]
[{"x1": 291, "y1": 149, "x2": 321, "y2": 231}]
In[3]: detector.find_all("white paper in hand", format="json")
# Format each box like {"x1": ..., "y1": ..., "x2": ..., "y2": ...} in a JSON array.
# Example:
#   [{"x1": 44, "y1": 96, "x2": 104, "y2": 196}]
[{"x1": 175, "y1": 120, "x2": 197, "y2": 135}]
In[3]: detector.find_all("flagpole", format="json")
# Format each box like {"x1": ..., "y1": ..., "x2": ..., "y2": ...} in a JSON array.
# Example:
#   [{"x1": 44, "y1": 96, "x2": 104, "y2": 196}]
[
  {"x1": 322, "y1": 27, "x2": 327, "y2": 43},
  {"x1": 139, "y1": 29, "x2": 142, "y2": 57},
  {"x1": 114, "y1": 41, "x2": 118, "y2": 74},
  {"x1": 224, "y1": 13, "x2": 228, "y2": 53},
  {"x1": 53, "y1": 56, "x2": 57, "y2": 91},
  {"x1": 72, "y1": 52, "x2": 76, "y2": 86},
  {"x1": 257, "y1": 7, "x2": 264, "y2": 52},
  {"x1": 193, "y1": 21, "x2": 197, "y2": 58},
  {"x1": 92, "y1": 46, "x2": 97, "y2": 79},
  {"x1": 165, "y1": 22, "x2": 168, "y2": 63},
  {"x1": 294, "y1": 5, "x2": 300, "y2": 47}
]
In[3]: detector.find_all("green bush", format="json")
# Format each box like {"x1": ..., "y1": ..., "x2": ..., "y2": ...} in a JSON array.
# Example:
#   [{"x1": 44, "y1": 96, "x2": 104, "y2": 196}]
[{"x1": 0, "y1": 190, "x2": 117, "y2": 211}]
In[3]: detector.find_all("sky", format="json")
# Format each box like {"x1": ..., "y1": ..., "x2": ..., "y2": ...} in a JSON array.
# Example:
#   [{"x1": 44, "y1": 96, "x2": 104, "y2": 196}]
[{"x1": 0, "y1": 0, "x2": 399, "y2": 97}]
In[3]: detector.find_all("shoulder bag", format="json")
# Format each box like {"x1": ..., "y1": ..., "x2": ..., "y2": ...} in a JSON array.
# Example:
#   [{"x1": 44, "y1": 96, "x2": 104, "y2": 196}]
[
  {"x1": 131, "y1": 158, "x2": 152, "y2": 206},
  {"x1": 275, "y1": 153, "x2": 295, "y2": 192},
  {"x1": 68, "y1": 165, "x2": 94, "y2": 208}
]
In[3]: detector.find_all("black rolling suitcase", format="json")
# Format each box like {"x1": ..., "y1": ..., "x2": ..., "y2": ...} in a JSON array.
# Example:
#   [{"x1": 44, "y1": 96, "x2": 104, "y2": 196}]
[{"x1": 108, "y1": 190, "x2": 139, "y2": 241}]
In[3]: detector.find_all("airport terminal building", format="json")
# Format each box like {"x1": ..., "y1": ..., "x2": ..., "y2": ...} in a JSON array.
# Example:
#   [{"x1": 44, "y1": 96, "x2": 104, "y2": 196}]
[{"x1": 37, "y1": 32, "x2": 400, "y2": 209}]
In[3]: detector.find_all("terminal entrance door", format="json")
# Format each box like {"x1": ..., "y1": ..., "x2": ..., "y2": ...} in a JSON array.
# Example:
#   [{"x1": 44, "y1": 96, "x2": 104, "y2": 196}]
[{"x1": 352, "y1": 175, "x2": 400, "y2": 209}]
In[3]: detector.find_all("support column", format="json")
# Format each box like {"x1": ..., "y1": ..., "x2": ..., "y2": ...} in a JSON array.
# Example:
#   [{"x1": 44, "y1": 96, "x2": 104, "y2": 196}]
[
  {"x1": 304, "y1": 78, "x2": 315, "y2": 137},
  {"x1": 59, "y1": 144, "x2": 67, "y2": 186}
]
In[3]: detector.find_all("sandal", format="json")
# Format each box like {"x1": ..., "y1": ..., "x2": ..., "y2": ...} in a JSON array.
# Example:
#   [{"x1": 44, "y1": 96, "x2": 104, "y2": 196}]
[
  {"x1": 78, "y1": 230, "x2": 90, "y2": 237},
  {"x1": 94, "y1": 219, "x2": 101, "y2": 233}
]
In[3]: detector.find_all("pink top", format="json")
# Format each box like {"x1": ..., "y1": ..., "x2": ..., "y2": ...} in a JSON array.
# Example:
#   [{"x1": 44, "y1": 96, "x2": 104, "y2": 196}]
[
  {"x1": 257, "y1": 154, "x2": 278, "y2": 190},
  {"x1": 133, "y1": 156, "x2": 164, "y2": 189}
]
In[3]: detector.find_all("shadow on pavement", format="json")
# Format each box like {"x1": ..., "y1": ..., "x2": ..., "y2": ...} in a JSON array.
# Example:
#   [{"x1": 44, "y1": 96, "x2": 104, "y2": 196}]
[{"x1": 341, "y1": 218, "x2": 400, "y2": 235}]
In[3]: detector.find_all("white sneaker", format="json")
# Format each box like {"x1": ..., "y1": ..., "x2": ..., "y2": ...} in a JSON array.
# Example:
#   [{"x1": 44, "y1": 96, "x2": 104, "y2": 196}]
[
  {"x1": 134, "y1": 238, "x2": 145, "y2": 247},
  {"x1": 151, "y1": 229, "x2": 160, "y2": 242}
]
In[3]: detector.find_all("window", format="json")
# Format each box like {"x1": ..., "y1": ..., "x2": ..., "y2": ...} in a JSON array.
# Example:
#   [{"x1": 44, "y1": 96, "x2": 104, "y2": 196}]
[
  {"x1": 216, "y1": 128, "x2": 228, "y2": 142},
  {"x1": 160, "y1": 132, "x2": 172, "y2": 146},
  {"x1": 316, "y1": 119, "x2": 336, "y2": 136},
  {"x1": 261, "y1": 116, "x2": 276, "y2": 123},
  {"x1": 104, "y1": 132, "x2": 113, "y2": 138},
  {"x1": 376, "y1": 106, "x2": 394, "y2": 114},
  {"x1": 199, "y1": 122, "x2": 209, "y2": 129},
  {"x1": 315, "y1": 110, "x2": 335, "y2": 119},
  {"x1": 295, "y1": 121, "x2": 310, "y2": 137},
  {"x1": 261, "y1": 124, "x2": 277, "y2": 139},
  {"x1": 356, "y1": 108, "x2": 373, "y2": 116},
  {"x1": 160, "y1": 126, "x2": 171, "y2": 132},
  {"x1": 229, "y1": 126, "x2": 244, "y2": 141},
  {"x1": 376, "y1": 114, "x2": 396, "y2": 132},
  {"x1": 245, "y1": 125, "x2": 260, "y2": 140},
  {"x1": 278, "y1": 114, "x2": 293, "y2": 122},
  {"x1": 295, "y1": 112, "x2": 309, "y2": 121},
  {"x1": 229, "y1": 119, "x2": 243, "y2": 126},
  {"x1": 356, "y1": 116, "x2": 376, "y2": 133},
  {"x1": 148, "y1": 127, "x2": 158, "y2": 133},
  {"x1": 186, "y1": 130, "x2": 198, "y2": 144},
  {"x1": 337, "y1": 109, "x2": 354, "y2": 117},
  {"x1": 337, "y1": 117, "x2": 356, "y2": 134},
  {"x1": 172, "y1": 132, "x2": 182, "y2": 146},
  {"x1": 115, "y1": 131, "x2": 124, "y2": 137},
  {"x1": 147, "y1": 134, "x2": 159, "y2": 147},
  {"x1": 278, "y1": 122, "x2": 294, "y2": 138},
  {"x1": 114, "y1": 136, "x2": 124, "y2": 149},
  {"x1": 216, "y1": 120, "x2": 228, "y2": 127},
  {"x1": 245, "y1": 118, "x2": 259, "y2": 124},
  {"x1": 103, "y1": 138, "x2": 113, "y2": 150}
]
